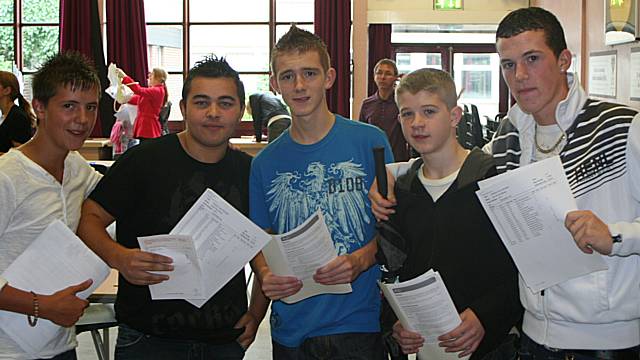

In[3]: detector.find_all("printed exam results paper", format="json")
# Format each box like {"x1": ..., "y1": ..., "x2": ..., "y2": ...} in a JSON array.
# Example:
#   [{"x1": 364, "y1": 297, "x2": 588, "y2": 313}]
[
  {"x1": 0, "y1": 220, "x2": 110, "y2": 356},
  {"x1": 262, "y1": 210, "x2": 352, "y2": 304},
  {"x1": 475, "y1": 155, "x2": 607, "y2": 292}
]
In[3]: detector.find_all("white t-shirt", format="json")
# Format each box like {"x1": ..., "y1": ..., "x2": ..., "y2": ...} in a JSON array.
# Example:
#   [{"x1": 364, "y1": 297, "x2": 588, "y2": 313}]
[
  {"x1": 417, "y1": 165, "x2": 460, "y2": 202},
  {"x1": 0, "y1": 149, "x2": 101, "y2": 359}
]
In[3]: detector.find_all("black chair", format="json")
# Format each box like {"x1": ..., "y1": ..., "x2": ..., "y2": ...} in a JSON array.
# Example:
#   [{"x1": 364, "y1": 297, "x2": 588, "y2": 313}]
[{"x1": 158, "y1": 101, "x2": 172, "y2": 135}]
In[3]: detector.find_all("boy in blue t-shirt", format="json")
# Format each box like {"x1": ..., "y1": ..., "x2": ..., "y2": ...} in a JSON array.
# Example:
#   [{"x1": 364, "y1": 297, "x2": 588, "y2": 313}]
[{"x1": 249, "y1": 25, "x2": 392, "y2": 359}]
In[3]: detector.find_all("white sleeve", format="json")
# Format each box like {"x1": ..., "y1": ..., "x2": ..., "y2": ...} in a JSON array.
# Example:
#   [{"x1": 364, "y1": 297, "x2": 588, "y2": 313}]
[
  {"x1": 385, "y1": 157, "x2": 419, "y2": 179},
  {"x1": 0, "y1": 276, "x2": 6, "y2": 291},
  {"x1": 609, "y1": 114, "x2": 640, "y2": 256}
]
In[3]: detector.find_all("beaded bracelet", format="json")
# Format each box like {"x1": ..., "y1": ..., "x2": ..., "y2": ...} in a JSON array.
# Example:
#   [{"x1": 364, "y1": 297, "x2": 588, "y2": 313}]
[{"x1": 27, "y1": 291, "x2": 38, "y2": 327}]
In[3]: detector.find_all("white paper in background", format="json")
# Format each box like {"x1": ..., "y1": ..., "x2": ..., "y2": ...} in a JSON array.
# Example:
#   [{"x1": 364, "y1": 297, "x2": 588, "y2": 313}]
[
  {"x1": 380, "y1": 270, "x2": 467, "y2": 360},
  {"x1": 170, "y1": 188, "x2": 272, "y2": 307},
  {"x1": 476, "y1": 156, "x2": 608, "y2": 292},
  {"x1": 262, "y1": 210, "x2": 352, "y2": 304},
  {"x1": 0, "y1": 220, "x2": 110, "y2": 356},
  {"x1": 138, "y1": 234, "x2": 204, "y2": 300}
]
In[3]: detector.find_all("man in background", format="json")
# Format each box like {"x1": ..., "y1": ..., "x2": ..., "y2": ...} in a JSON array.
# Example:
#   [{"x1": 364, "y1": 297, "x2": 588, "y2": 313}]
[{"x1": 359, "y1": 58, "x2": 409, "y2": 161}]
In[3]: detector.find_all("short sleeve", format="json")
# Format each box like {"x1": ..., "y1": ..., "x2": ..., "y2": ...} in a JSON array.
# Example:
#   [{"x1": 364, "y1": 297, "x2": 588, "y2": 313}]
[{"x1": 249, "y1": 158, "x2": 271, "y2": 230}]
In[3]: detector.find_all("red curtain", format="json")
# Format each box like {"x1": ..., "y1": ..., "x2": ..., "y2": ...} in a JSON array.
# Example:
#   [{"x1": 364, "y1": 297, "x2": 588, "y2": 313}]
[
  {"x1": 106, "y1": 0, "x2": 149, "y2": 87},
  {"x1": 314, "y1": 0, "x2": 351, "y2": 118},
  {"x1": 60, "y1": 0, "x2": 112, "y2": 137},
  {"x1": 367, "y1": 24, "x2": 392, "y2": 97}
]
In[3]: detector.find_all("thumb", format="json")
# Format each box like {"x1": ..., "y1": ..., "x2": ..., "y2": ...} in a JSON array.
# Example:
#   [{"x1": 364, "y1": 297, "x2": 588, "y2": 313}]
[{"x1": 69, "y1": 279, "x2": 93, "y2": 294}]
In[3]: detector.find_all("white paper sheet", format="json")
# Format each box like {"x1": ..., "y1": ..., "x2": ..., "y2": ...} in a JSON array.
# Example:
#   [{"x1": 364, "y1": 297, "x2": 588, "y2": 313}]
[
  {"x1": 138, "y1": 234, "x2": 204, "y2": 300},
  {"x1": 262, "y1": 211, "x2": 352, "y2": 304},
  {"x1": 170, "y1": 189, "x2": 272, "y2": 307},
  {"x1": 0, "y1": 220, "x2": 110, "y2": 356},
  {"x1": 476, "y1": 156, "x2": 608, "y2": 292},
  {"x1": 380, "y1": 270, "x2": 466, "y2": 360}
]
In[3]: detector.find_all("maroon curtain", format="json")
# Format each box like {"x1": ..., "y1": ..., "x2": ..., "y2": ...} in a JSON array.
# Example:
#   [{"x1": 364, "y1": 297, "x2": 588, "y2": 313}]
[
  {"x1": 106, "y1": 0, "x2": 149, "y2": 87},
  {"x1": 60, "y1": 0, "x2": 112, "y2": 137},
  {"x1": 314, "y1": 0, "x2": 351, "y2": 118},
  {"x1": 367, "y1": 24, "x2": 392, "y2": 97}
]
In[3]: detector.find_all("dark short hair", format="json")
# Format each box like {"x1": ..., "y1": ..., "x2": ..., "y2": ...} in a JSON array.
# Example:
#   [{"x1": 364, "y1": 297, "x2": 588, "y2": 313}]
[
  {"x1": 496, "y1": 7, "x2": 567, "y2": 58},
  {"x1": 374, "y1": 58, "x2": 398, "y2": 76},
  {"x1": 32, "y1": 51, "x2": 101, "y2": 105},
  {"x1": 182, "y1": 55, "x2": 245, "y2": 106},
  {"x1": 271, "y1": 25, "x2": 330, "y2": 74}
]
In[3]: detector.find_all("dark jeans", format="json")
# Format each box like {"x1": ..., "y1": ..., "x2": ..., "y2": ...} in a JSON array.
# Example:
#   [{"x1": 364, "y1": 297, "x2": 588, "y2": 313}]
[
  {"x1": 36, "y1": 349, "x2": 77, "y2": 360},
  {"x1": 272, "y1": 332, "x2": 385, "y2": 360},
  {"x1": 519, "y1": 333, "x2": 640, "y2": 360},
  {"x1": 115, "y1": 324, "x2": 245, "y2": 360}
]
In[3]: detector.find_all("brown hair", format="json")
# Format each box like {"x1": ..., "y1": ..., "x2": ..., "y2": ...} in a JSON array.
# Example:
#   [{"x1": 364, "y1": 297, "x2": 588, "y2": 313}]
[
  {"x1": 396, "y1": 68, "x2": 458, "y2": 110},
  {"x1": 0, "y1": 70, "x2": 36, "y2": 128},
  {"x1": 271, "y1": 25, "x2": 330, "y2": 74},
  {"x1": 374, "y1": 58, "x2": 398, "y2": 76}
]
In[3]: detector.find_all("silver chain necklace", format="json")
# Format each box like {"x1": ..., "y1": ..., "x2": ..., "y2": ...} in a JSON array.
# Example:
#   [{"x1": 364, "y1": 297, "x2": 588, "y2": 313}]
[{"x1": 534, "y1": 123, "x2": 566, "y2": 154}]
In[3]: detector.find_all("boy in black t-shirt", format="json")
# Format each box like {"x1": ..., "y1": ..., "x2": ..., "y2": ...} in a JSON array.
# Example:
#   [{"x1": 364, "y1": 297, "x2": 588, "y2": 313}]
[{"x1": 77, "y1": 56, "x2": 268, "y2": 359}]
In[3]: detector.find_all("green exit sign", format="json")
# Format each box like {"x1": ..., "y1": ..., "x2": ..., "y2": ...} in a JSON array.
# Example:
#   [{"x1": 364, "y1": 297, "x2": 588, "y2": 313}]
[{"x1": 434, "y1": 0, "x2": 463, "y2": 10}]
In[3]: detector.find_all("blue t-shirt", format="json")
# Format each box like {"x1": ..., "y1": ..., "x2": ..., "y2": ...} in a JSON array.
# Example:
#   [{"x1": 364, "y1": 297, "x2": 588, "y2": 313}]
[{"x1": 250, "y1": 115, "x2": 393, "y2": 347}]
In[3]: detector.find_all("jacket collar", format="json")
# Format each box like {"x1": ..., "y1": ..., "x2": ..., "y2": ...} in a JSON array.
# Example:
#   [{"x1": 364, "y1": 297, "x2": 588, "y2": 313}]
[
  {"x1": 506, "y1": 73, "x2": 588, "y2": 133},
  {"x1": 397, "y1": 148, "x2": 493, "y2": 193}
]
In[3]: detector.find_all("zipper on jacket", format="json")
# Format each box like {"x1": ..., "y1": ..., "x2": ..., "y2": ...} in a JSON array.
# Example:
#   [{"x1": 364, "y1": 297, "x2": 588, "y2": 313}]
[{"x1": 542, "y1": 288, "x2": 550, "y2": 344}]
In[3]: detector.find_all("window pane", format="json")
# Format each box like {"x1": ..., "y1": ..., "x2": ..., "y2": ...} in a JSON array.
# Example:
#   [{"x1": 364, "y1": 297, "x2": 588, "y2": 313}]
[
  {"x1": 190, "y1": 0, "x2": 268, "y2": 22},
  {"x1": 165, "y1": 73, "x2": 183, "y2": 121},
  {"x1": 453, "y1": 52, "x2": 500, "y2": 122},
  {"x1": 0, "y1": 26, "x2": 14, "y2": 70},
  {"x1": 22, "y1": 26, "x2": 58, "y2": 71},
  {"x1": 147, "y1": 25, "x2": 183, "y2": 72},
  {"x1": 22, "y1": 0, "x2": 58, "y2": 23},
  {"x1": 190, "y1": 25, "x2": 269, "y2": 72},
  {"x1": 276, "y1": 0, "x2": 313, "y2": 23},
  {"x1": 395, "y1": 52, "x2": 442, "y2": 74},
  {"x1": 275, "y1": 24, "x2": 314, "y2": 43},
  {"x1": 144, "y1": 0, "x2": 182, "y2": 22},
  {"x1": 0, "y1": 0, "x2": 13, "y2": 23},
  {"x1": 240, "y1": 74, "x2": 271, "y2": 120}
]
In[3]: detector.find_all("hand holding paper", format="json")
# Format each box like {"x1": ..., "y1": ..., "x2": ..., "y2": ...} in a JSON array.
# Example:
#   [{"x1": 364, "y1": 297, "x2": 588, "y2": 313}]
[
  {"x1": 475, "y1": 156, "x2": 608, "y2": 292},
  {"x1": 114, "y1": 247, "x2": 173, "y2": 286},
  {"x1": 262, "y1": 211, "x2": 352, "y2": 303},
  {"x1": 565, "y1": 210, "x2": 615, "y2": 255},
  {"x1": 437, "y1": 309, "x2": 484, "y2": 358},
  {"x1": 138, "y1": 235, "x2": 204, "y2": 300},
  {"x1": 39, "y1": 279, "x2": 92, "y2": 327},
  {"x1": 259, "y1": 269, "x2": 303, "y2": 300},
  {"x1": 392, "y1": 321, "x2": 424, "y2": 355}
]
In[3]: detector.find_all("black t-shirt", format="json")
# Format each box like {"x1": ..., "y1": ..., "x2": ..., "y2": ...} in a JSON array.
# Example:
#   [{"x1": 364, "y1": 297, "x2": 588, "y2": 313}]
[
  {"x1": 89, "y1": 134, "x2": 253, "y2": 342},
  {"x1": 0, "y1": 105, "x2": 32, "y2": 152}
]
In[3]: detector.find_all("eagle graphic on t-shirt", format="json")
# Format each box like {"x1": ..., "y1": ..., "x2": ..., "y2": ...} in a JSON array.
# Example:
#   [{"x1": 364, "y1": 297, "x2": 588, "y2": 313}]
[{"x1": 266, "y1": 160, "x2": 371, "y2": 255}]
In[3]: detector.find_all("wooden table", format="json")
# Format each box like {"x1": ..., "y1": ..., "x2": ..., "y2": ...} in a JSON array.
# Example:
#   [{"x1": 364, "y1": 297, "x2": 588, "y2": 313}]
[
  {"x1": 229, "y1": 137, "x2": 268, "y2": 157},
  {"x1": 79, "y1": 139, "x2": 112, "y2": 160}
]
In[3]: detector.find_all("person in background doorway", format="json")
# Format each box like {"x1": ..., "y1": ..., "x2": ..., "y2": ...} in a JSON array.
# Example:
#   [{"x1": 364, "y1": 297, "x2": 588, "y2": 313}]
[
  {"x1": 359, "y1": 59, "x2": 409, "y2": 161},
  {"x1": 0, "y1": 71, "x2": 35, "y2": 154}
]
